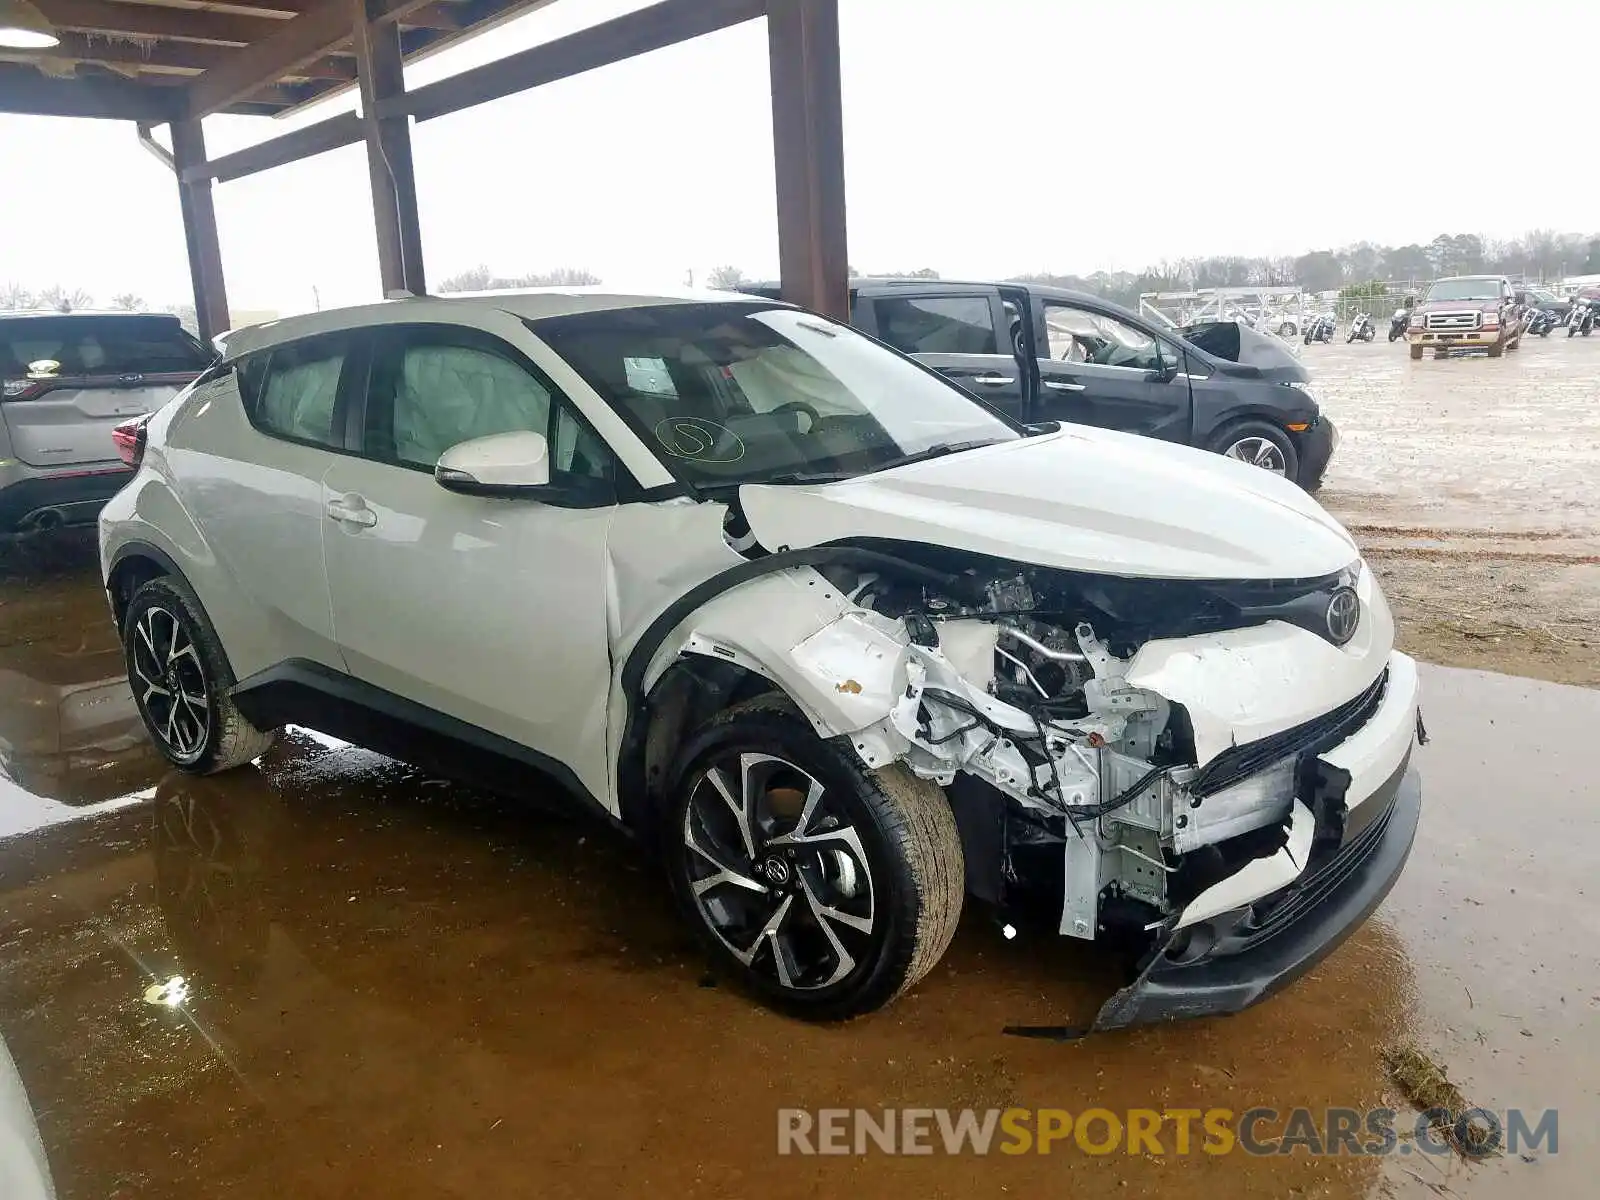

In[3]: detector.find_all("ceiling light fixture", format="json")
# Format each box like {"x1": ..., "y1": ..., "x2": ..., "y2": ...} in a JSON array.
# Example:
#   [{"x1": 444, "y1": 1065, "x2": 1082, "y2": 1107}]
[{"x1": 0, "y1": 0, "x2": 60, "y2": 49}]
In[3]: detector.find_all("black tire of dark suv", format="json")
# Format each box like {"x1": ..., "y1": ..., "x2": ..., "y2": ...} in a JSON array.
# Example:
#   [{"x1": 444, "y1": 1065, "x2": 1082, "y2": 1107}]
[{"x1": 1210, "y1": 419, "x2": 1301, "y2": 482}]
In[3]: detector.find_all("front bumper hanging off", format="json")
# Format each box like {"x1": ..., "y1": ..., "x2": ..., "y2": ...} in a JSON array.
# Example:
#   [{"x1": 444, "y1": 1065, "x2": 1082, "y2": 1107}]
[
  {"x1": 1084, "y1": 652, "x2": 1424, "y2": 1033},
  {"x1": 1093, "y1": 757, "x2": 1419, "y2": 1031}
]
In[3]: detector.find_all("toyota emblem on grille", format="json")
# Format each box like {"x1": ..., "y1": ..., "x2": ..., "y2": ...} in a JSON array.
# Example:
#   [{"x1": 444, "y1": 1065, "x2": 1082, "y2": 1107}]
[{"x1": 1325, "y1": 587, "x2": 1360, "y2": 645}]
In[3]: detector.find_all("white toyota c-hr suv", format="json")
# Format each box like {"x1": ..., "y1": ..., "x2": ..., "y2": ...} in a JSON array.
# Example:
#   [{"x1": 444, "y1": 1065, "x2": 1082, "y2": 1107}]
[{"x1": 99, "y1": 289, "x2": 1422, "y2": 1030}]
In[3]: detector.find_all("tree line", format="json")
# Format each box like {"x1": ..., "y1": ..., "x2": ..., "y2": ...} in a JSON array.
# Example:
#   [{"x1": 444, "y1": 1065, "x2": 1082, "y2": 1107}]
[
  {"x1": 1011, "y1": 229, "x2": 1600, "y2": 310},
  {"x1": 435, "y1": 266, "x2": 602, "y2": 292},
  {"x1": 11, "y1": 226, "x2": 1593, "y2": 320},
  {"x1": 0, "y1": 284, "x2": 144, "y2": 312},
  {"x1": 698, "y1": 230, "x2": 1600, "y2": 310}
]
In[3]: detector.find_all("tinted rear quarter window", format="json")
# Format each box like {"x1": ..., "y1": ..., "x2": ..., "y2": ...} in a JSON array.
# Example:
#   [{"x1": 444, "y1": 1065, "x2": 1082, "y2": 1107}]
[
  {"x1": 0, "y1": 316, "x2": 208, "y2": 377},
  {"x1": 872, "y1": 296, "x2": 998, "y2": 355},
  {"x1": 244, "y1": 338, "x2": 348, "y2": 449}
]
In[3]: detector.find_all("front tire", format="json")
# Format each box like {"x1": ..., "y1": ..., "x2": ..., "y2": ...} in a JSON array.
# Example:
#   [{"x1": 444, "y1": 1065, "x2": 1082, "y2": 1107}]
[
  {"x1": 1487, "y1": 336, "x2": 1505, "y2": 357},
  {"x1": 663, "y1": 701, "x2": 964, "y2": 1020},
  {"x1": 1213, "y1": 419, "x2": 1299, "y2": 480},
  {"x1": 1409, "y1": 344, "x2": 1425, "y2": 360},
  {"x1": 123, "y1": 576, "x2": 277, "y2": 774}
]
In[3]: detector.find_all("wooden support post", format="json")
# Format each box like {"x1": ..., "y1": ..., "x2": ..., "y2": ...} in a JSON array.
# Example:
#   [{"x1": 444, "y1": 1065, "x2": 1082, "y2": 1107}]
[
  {"x1": 355, "y1": 2, "x2": 426, "y2": 295},
  {"x1": 767, "y1": 0, "x2": 847, "y2": 319},
  {"x1": 170, "y1": 118, "x2": 231, "y2": 344}
]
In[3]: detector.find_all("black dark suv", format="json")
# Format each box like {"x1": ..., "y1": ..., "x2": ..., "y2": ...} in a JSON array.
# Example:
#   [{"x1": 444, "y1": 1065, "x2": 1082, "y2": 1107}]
[{"x1": 749, "y1": 279, "x2": 1336, "y2": 490}]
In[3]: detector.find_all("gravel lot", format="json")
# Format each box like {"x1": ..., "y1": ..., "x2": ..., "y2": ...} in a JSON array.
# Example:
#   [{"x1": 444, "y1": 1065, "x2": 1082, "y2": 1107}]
[{"x1": 1308, "y1": 332, "x2": 1600, "y2": 685}]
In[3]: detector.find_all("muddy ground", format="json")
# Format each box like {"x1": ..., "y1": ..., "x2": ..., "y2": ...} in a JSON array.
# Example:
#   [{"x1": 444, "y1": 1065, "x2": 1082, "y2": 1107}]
[
  {"x1": 1309, "y1": 332, "x2": 1600, "y2": 684},
  {"x1": 0, "y1": 331, "x2": 1597, "y2": 1200}
]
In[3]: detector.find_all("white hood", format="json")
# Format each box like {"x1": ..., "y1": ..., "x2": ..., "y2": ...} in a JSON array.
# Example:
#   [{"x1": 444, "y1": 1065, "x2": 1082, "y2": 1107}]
[{"x1": 739, "y1": 426, "x2": 1357, "y2": 580}]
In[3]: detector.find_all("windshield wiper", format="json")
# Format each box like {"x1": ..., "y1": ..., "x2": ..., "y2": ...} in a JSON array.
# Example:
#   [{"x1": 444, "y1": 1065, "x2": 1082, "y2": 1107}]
[
  {"x1": 745, "y1": 439, "x2": 1006, "y2": 488},
  {"x1": 865, "y1": 438, "x2": 1006, "y2": 474},
  {"x1": 754, "y1": 469, "x2": 856, "y2": 486}
]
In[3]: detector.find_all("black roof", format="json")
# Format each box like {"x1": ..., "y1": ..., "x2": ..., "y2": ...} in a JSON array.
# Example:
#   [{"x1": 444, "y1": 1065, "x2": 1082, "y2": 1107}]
[
  {"x1": 745, "y1": 277, "x2": 1136, "y2": 319},
  {"x1": 0, "y1": 310, "x2": 184, "y2": 323}
]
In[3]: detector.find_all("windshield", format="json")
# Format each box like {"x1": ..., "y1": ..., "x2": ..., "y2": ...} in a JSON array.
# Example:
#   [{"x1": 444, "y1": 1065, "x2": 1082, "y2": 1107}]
[
  {"x1": 1425, "y1": 279, "x2": 1501, "y2": 303},
  {"x1": 530, "y1": 303, "x2": 1019, "y2": 488}
]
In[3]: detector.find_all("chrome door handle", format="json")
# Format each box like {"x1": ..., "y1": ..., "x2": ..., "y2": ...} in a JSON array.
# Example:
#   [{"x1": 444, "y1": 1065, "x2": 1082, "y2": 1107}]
[
  {"x1": 326, "y1": 498, "x2": 377, "y2": 528},
  {"x1": 1045, "y1": 380, "x2": 1086, "y2": 391},
  {"x1": 970, "y1": 374, "x2": 1014, "y2": 386}
]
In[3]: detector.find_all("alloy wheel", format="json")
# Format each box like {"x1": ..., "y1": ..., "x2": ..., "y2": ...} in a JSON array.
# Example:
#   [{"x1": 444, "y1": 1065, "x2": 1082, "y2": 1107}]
[
  {"x1": 1223, "y1": 437, "x2": 1288, "y2": 475},
  {"x1": 131, "y1": 606, "x2": 211, "y2": 762},
  {"x1": 681, "y1": 753, "x2": 877, "y2": 991}
]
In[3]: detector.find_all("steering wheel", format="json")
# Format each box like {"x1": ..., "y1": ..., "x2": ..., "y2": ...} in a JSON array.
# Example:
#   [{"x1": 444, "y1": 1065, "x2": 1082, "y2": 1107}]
[{"x1": 769, "y1": 400, "x2": 821, "y2": 433}]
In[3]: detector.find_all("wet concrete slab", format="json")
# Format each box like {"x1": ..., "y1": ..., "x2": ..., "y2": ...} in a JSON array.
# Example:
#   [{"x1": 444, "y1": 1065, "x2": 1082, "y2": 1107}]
[{"x1": 0, "y1": 556, "x2": 1595, "y2": 1199}]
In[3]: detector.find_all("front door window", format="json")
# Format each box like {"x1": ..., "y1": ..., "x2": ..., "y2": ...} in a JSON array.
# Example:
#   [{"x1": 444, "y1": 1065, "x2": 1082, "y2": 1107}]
[{"x1": 1042, "y1": 303, "x2": 1167, "y2": 372}]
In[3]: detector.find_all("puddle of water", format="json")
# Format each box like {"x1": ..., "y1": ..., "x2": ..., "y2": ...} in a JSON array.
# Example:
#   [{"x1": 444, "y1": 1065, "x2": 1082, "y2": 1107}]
[{"x1": 0, "y1": 552, "x2": 1590, "y2": 1200}]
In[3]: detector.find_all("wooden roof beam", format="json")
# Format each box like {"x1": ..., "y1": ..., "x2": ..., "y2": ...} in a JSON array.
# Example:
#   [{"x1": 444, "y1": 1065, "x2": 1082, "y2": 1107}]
[
  {"x1": 34, "y1": 0, "x2": 284, "y2": 47},
  {"x1": 395, "y1": 0, "x2": 766, "y2": 123},
  {"x1": 0, "y1": 61, "x2": 178, "y2": 118},
  {"x1": 12, "y1": 32, "x2": 356, "y2": 80},
  {"x1": 182, "y1": 0, "x2": 440, "y2": 118}
]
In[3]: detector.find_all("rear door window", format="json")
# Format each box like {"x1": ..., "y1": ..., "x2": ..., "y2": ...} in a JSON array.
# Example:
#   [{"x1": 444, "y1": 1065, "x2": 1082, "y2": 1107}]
[
  {"x1": 871, "y1": 295, "x2": 1000, "y2": 355},
  {"x1": 0, "y1": 316, "x2": 208, "y2": 378}
]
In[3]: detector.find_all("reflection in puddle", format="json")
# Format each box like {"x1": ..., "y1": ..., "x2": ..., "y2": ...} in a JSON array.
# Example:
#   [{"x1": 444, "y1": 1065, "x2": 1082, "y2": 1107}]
[
  {"x1": 14, "y1": 545, "x2": 1591, "y2": 1200},
  {"x1": 0, "y1": 538, "x2": 167, "y2": 838}
]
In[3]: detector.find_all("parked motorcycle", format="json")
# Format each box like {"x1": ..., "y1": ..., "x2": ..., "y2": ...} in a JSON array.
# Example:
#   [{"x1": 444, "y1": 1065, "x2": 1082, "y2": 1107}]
[
  {"x1": 1528, "y1": 308, "x2": 1559, "y2": 337},
  {"x1": 1347, "y1": 312, "x2": 1376, "y2": 343},
  {"x1": 1568, "y1": 297, "x2": 1596, "y2": 338},
  {"x1": 1388, "y1": 307, "x2": 1411, "y2": 341},
  {"x1": 1303, "y1": 314, "x2": 1335, "y2": 344}
]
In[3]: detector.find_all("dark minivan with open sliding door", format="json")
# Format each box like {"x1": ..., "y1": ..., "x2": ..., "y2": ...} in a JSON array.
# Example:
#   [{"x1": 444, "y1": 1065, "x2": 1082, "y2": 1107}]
[{"x1": 748, "y1": 278, "x2": 1336, "y2": 490}]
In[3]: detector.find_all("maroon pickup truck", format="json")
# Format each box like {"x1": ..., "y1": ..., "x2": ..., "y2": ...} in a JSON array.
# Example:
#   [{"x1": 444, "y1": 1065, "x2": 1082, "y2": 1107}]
[{"x1": 1406, "y1": 275, "x2": 1528, "y2": 359}]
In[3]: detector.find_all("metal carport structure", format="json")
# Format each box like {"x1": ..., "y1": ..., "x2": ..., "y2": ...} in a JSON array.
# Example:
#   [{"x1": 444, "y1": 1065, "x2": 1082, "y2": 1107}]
[{"x1": 0, "y1": 0, "x2": 847, "y2": 340}]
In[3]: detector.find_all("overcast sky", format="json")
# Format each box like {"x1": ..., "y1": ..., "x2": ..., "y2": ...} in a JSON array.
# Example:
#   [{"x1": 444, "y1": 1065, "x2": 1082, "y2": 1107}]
[{"x1": 2, "y1": 0, "x2": 1596, "y2": 315}]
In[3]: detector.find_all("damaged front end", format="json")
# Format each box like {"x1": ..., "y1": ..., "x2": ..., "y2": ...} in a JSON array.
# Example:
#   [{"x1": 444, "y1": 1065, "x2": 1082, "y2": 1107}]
[{"x1": 776, "y1": 549, "x2": 1421, "y2": 1031}]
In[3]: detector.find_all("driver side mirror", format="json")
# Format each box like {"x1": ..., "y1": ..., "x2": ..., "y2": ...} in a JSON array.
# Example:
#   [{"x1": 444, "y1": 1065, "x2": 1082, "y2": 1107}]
[
  {"x1": 436, "y1": 430, "x2": 551, "y2": 496},
  {"x1": 1513, "y1": 291, "x2": 1527, "y2": 306}
]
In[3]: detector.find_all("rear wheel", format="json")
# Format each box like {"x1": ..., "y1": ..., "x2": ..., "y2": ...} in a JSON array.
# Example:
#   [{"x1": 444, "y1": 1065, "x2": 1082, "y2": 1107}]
[
  {"x1": 663, "y1": 701, "x2": 964, "y2": 1019},
  {"x1": 1213, "y1": 420, "x2": 1299, "y2": 480},
  {"x1": 123, "y1": 576, "x2": 277, "y2": 774}
]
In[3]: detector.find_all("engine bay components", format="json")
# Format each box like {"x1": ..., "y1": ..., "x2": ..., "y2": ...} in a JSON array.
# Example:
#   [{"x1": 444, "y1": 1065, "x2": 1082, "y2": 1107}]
[{"x1": 797, "y1": 557, "x2": 1347, "y2": 942}]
